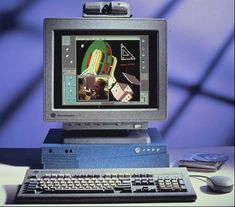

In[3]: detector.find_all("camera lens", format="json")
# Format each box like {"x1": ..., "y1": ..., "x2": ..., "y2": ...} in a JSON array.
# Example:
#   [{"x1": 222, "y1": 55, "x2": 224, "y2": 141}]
[{"x1": 102, "y1": 4, "x2": 110, "y2": 14}]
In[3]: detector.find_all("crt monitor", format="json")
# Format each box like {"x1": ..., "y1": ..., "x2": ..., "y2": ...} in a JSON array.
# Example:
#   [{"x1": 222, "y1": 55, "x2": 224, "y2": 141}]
[{"x1": 44, "y1": 18, "x2": 167, "y2": 131}]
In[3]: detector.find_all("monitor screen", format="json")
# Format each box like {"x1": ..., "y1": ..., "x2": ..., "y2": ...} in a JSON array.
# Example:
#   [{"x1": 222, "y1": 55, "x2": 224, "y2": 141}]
[
  {"x1": 44, "y1": 18, "x2": 167, "y2": 125},
  {"x1": 54, "y1": 30, "x2": 158, "y2": 109}
]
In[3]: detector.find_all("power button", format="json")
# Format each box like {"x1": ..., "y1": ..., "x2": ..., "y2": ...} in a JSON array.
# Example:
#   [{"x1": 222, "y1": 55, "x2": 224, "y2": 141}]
[{"x1": 134, "y1": 147, "x2": 141, "y2": 154}]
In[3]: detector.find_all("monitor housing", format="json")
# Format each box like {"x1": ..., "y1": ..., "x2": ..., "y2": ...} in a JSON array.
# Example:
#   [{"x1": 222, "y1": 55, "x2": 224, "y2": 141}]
[{"x1": 44, "y1": 18, "x2": 167, "y2": 134}]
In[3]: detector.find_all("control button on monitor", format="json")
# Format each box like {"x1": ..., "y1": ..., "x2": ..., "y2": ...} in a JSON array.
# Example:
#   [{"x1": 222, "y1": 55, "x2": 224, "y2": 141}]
[{"x1": 134, "y1": 124, "x2": 142, "y2": 129}]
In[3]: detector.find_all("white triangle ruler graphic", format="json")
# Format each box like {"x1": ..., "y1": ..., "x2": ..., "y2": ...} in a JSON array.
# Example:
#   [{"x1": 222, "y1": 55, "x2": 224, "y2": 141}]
[{"x1": 121, "y1": 43, "x2": 136, "y2": 60}]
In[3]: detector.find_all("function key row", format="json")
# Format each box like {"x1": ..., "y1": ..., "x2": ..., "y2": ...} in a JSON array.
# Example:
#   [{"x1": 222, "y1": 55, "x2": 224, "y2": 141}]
[{"x1": 29, "y1": 173, "x2": 131, "y2": 179}]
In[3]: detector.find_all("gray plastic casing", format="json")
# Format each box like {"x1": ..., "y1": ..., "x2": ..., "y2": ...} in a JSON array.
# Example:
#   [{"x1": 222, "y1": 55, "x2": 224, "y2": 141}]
[{"x1": 43, "y1": 18, "x2": 167, "y2": 126}]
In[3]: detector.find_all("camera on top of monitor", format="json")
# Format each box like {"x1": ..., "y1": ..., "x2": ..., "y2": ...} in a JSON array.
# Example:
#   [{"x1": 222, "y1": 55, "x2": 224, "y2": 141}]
[{"x1": 83, "y1": 2, "x2": 131, "y2": 18}]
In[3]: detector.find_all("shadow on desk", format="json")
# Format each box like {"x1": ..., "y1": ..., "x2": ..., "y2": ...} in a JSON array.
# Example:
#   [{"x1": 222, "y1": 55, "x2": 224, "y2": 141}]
[{"x1": 3, "y1": 185, "x2": 19, "y2": 204}]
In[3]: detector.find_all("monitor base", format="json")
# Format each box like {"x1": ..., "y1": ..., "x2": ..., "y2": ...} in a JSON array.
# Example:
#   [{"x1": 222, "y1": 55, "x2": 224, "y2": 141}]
[{"x1": 63, "y1": 130, "x2": 150, "y2": 144}]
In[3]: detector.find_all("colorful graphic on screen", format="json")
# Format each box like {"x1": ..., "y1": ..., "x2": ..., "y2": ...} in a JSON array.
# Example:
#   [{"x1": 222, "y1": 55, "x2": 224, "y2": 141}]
[
  {"x1": 76, "y1": 39, "x2": 140, "y2": 103},
  {"x1": 62, "y1": 35, "x2": 149, "y2": 106}
]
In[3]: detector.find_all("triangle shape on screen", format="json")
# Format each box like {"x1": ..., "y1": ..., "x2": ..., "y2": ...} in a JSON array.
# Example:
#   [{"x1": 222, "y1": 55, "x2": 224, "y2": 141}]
[{"x1": 121, "y1": 43, "x2": 136, "y2": 60}]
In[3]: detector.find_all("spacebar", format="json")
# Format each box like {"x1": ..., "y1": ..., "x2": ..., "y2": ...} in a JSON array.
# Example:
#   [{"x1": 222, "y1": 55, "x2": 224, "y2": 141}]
[{"x1": 43, "y1": 189, "x2": 112, "y2": 194}]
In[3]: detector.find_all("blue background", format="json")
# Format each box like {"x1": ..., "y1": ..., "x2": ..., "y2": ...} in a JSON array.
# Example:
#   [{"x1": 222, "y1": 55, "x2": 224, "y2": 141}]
[{"x1": 0, "y1": 0, "x2": 234, "y2": 148}]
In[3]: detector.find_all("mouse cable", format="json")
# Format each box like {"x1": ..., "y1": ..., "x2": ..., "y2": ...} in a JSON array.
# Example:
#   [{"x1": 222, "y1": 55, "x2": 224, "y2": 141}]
[{"x1": 189, "y1": 175, "x2": 210, "y2": 183}]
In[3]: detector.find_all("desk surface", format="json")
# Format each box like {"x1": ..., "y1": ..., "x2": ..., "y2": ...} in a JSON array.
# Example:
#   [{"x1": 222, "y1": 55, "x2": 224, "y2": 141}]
[{"x1": 0, "y1": 146, "x2": 234, "y2": 206}]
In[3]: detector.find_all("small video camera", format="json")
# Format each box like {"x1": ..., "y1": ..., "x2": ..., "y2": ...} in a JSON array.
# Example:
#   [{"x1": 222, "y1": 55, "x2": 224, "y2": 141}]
[{"x1": 83, "y1": 2, "x2": 131, "y2": 18}]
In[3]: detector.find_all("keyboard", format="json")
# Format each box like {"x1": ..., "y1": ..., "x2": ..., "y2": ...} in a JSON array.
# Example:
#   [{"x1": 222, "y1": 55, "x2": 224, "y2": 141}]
[{"x1": 16, "y1": 168, "x2": 197, "y2": 204}]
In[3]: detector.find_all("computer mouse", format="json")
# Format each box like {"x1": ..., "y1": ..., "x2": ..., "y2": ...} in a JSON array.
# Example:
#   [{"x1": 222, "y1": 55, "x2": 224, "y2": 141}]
[
  {"x1": 207, "y1": 176, "x2": 233, "y2": 193},
  {"x1": 0, "y1": 185, "x2": 7, "y2": 205}
]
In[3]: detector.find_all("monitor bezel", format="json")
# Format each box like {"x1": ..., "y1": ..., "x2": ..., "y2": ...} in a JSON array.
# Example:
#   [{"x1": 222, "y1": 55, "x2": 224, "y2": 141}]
[{"x1": 44, "y1": 18, "x2": 167, "y2": 122}]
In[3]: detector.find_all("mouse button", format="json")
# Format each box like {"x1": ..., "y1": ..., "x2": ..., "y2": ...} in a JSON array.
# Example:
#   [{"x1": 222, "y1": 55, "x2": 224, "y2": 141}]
[
  {"x1": 206, "y1": 178, "x2": 214, "y2": 189},
  {"x1": 210, "y1": 176, "x2": 233, "y2": 187}
]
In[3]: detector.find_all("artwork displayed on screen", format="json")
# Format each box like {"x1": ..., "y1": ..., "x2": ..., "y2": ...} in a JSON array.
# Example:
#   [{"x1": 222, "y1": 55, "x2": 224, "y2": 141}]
[
  {"x1": 61, "y1": 35, "x2": 149, "y2": 106},
  {"x1": 77, "y1": 39, "x2": 139, "y2": 103}
]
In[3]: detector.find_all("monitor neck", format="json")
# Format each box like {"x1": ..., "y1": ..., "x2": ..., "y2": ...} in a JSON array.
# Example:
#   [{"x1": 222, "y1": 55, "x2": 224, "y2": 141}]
[
  {"x1": 63, "y1": 122, "x2": 148, "y2": 130},
  {"x1": 62, "y1": 129, "x2": 150, "y2": 144},
  {"x1": 62, "y1": 122, "x2": 150, "y2": 144}
]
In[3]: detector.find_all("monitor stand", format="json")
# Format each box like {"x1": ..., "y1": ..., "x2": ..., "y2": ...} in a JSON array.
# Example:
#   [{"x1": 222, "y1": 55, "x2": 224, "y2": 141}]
[{"x1": 63, "y1": 129, "x2": 150, "y2": 144}]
